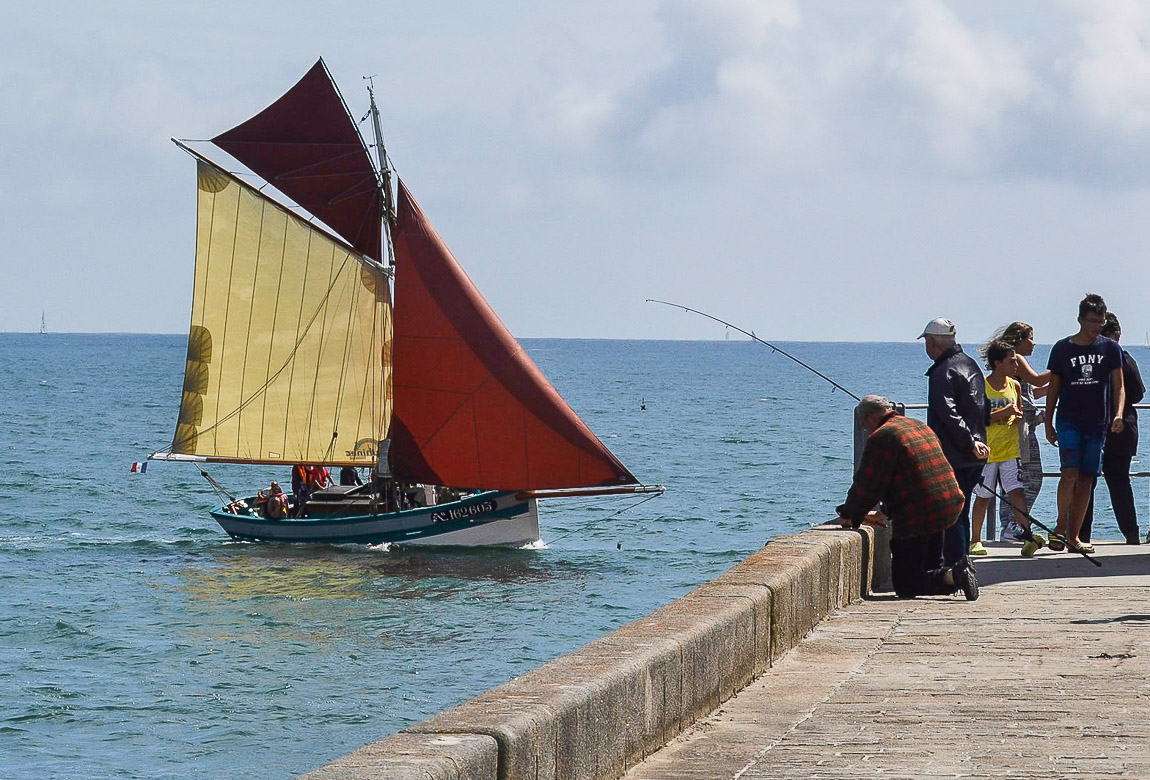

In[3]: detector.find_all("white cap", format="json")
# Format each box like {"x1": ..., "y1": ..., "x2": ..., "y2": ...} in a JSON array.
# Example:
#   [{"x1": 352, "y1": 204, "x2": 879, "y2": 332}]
[{"x1": 917, "y1": 317, "x2": 956, "y2": 339}]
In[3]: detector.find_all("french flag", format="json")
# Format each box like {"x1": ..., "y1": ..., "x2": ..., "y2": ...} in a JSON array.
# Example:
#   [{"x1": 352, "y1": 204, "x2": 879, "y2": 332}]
[{"x1": 130, "y1": 461, "x2": 149, "y2": 474}]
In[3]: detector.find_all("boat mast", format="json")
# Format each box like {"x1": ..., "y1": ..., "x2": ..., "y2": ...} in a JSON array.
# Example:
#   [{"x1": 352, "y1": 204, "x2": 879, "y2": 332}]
[{"x1": 364, "y1": 76, "x2": 396, "y2": 268}]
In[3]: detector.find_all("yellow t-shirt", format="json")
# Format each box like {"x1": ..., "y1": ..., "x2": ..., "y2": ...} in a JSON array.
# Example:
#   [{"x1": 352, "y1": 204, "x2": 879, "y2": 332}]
[{"x1": 985, "y1": 376, "x2": 1020, "y2": 463}]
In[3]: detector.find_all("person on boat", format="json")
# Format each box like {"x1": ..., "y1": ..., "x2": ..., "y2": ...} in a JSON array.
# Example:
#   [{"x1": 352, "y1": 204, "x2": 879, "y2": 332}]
[
  {"x1": 968, "y1": 340, "x2": 1046, "y2": 558},
  {"x1": 307, "y1": 464, "x2": 331, "y2": 490},
  {"x1": 994, "y1": 322, "x2": 1050, "y2": 540},
  {"x1": 919, "y1": 317, "x2": 990, "y2": 568},
  {"x1": 265, "y1": 481, "x2": 290, "y2": 519},
  {"x1": 837, "y1": 395, "x2": 978, "y2": 601},
  {"x1": 291, "y1": 464, "x2": 329, "y2": 517},
  {"x1": 1044, "y1": 293, "x2": 1125, "y2": 555},
  {"x1": 292, "y1": 464, "x2": 307, "y2": 502},
  {"x1": 339, "y1": 466, "x2": 362, "y2": 486},
  {"x1": 1081, "y1": 313, "x2": 1145, "y2": 545}
]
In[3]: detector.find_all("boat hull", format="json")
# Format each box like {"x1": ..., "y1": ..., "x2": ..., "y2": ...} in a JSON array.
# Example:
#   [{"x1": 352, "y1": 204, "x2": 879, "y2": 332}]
[{"x1": 210, "y1": 490, "x2": 540, "y2": 547}]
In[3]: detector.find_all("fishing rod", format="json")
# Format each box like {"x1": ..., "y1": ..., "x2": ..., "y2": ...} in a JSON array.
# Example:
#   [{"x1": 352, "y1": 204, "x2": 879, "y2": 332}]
[
  {"x1": 646, "y1": 299, "x2": 1103, "y2": 568},
  {"x1": 645, "y1": 299, "x2": 861, "y2": 401},
  {"x1": 979, "y1": 481, "x2": 1102, "y2": 567}
]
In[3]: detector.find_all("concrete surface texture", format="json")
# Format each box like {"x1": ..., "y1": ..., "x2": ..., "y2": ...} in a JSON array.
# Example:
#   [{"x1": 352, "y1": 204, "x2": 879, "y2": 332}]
[
  {"x1": 296, "y1": 525, "x2": 886, "y2": 780},
  {"x1": 623, "y1": 540, "x2": 1150, "y2": 780}
]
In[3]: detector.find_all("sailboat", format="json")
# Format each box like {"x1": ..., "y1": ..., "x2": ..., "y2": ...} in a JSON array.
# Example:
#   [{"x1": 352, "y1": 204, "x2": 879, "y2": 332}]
[{"x1": 150, "y1": 59, "x2": 661, "y2": 546}]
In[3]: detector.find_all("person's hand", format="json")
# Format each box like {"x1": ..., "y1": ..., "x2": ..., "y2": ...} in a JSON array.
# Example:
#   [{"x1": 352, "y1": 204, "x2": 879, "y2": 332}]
[
  {"x1": 837, "y1": 514, "x2": 853, "y2": 528},
  {"x1": 973, "y1": 441, "x2": 990, "y2": 460},
  {"x1": 1111, "y1": 417, "x2": 1125, "y2": 434},
  {"x1": 1045, "y1": 422, "x2": 1058, "y2": 446},
  {"x1": 863, "y1": 509, "x2": 888, "y2": 528}
]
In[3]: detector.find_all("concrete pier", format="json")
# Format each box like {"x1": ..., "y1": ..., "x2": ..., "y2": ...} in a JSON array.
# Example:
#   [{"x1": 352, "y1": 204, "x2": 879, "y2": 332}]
[
  {"x1": 297, "y1": 533, "x2": 1150, "y2": 780},
  {"x1": 625, "y1": 540, "x2": 1150, "y2": 779},
  {"x1": 297, "y1": 524, "x2": 884, "y2": 779}
]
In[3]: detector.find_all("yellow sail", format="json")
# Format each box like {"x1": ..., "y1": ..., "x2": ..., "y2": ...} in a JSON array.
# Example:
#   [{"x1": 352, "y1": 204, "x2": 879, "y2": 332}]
[{"x1": 171, "y1": 159, "x2": 392, "y2": 465}]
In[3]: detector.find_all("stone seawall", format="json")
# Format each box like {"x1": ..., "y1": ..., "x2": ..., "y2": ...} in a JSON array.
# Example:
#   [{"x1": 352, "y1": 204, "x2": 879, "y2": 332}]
[{"x1": 297, "y1": 524, "x2": 891, "y2": 780}]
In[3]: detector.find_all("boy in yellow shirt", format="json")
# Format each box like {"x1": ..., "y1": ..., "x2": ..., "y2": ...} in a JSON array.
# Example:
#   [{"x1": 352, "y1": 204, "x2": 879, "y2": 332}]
[{"x1": 970, "y1": 340, "x2": 1047, "y2": 557}]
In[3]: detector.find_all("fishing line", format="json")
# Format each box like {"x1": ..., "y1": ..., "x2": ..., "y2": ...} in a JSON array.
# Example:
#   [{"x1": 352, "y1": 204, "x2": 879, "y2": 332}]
[
  {"x1": 543, "y1": 491, "x2": 664, "y2": 547},
  {"x1": 978, "y1": 480, "x2": 1102, "y2": 567},
  {"x1": 646, "y1": 299, "x2": 861, "y2": 401},
  {"x1": 646, "y1": 300, "x2": 1104, "y2": 568}
]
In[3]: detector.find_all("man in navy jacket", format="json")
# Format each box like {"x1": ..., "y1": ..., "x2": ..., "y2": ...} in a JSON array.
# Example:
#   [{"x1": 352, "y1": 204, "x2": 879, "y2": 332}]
[{"x1": 920, "y1": 317, "x2": 990, "y2": 567}]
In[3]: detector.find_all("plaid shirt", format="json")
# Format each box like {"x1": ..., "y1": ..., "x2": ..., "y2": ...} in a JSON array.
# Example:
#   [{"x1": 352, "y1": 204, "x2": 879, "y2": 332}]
[{"x1": 837, "y1": 412, "x2": 963, "y2": 540}]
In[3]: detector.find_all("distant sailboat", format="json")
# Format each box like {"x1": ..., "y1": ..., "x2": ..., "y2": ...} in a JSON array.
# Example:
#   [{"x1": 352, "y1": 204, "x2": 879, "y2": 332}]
[
  {"x1": 149, "y1": 59, "x2": 661, "y2": 546},
  {"x1": 39, "y1": 311, "x2": 45, "y2": 335}
]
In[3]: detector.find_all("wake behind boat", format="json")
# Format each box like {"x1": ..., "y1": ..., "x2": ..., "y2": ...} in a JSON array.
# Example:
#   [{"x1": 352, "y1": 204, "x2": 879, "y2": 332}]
[{"x1": 150, "y1": 59, "x2": 661, "y2": 546}]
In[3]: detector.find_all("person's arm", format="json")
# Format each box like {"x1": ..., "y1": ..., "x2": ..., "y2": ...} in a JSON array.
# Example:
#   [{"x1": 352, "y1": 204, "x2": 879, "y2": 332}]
[
  {"x1": 1014, "y1": 355, "x2": 1050, "y2": 388},
  {"x1": 989, "y1": 401, "x2": 1021, "y2": 423},
  {"x1": 989, "y1": 380, "x2": 1022, "y2": 423},
  {"x1": 930, "y1": 368, "x2": 979, "y2": 456},
  {"x1": 1110, "y1": 366, "x2": 1126, "y2": 434},
  {"x1": 1045, "y1": 375, "x2": 1061, "y2": 445},
  {"x1": 1125, "y1": 354, "x2": 1145, "y2": 407},
  {"x1": 837, "y1": 434, "x2": 895, "y2": 527}
]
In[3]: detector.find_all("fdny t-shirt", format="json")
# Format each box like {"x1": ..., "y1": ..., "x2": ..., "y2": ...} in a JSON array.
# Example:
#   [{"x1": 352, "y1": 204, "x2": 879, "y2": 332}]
[{"x1": 1047, "y1": 335, "x2": 1122, "y2": 434}]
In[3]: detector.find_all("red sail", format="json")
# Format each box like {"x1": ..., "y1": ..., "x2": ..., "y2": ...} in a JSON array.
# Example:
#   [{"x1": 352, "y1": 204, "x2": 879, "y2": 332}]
[
  {"x1": 211, "y1": 59, "x2": 383, "y2": 262},
  {"x1": 388, "y1": 182, "x2": 637, "y2": 490}
]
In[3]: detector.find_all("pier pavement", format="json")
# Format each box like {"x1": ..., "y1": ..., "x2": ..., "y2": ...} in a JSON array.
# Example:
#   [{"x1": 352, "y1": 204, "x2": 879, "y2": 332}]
[{"x1": 623, "y1": 540, "x2": 1150, "y2": 780}]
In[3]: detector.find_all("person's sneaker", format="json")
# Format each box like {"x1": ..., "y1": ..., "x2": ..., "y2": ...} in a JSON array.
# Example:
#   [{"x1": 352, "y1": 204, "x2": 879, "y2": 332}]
[
  {"x1": 1003, "y1": 521, "x2": 1027, "y2": 542},
  {"x1": 955, "y1": 563, "x2": 979, "y2": 601},
  {"x1": 968, "y1": 541, "x2": 989, "y2": 556},
  {"x1": 1021, "y1": 536, "x2": 1044, "y2": 557}
]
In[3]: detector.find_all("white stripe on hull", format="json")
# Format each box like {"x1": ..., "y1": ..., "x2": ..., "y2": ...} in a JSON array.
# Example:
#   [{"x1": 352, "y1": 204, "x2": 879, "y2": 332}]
[{"x1": 402, "y1": 502, "x2": 539, "y2": 547}]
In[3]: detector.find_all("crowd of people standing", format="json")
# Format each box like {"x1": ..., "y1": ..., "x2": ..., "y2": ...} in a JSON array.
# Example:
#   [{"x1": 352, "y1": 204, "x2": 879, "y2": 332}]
[{"x1": 838, "y1": 292, "x2": 1144, "y2": 602}]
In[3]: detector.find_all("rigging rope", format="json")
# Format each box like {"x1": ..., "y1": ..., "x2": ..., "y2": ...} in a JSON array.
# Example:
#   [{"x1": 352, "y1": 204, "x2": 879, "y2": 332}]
[{"x1": 197, "y1": 466, "x2": 238, "y2": 505}]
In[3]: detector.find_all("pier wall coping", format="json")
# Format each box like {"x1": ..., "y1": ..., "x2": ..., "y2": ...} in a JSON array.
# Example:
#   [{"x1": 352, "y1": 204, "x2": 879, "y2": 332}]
[{"x1": 296, "y1": 523, "x2": 890, "y2": 780}]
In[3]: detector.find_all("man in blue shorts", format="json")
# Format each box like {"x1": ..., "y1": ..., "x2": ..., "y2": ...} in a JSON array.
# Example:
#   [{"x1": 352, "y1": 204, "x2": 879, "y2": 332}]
[{"x1": 1045, "y1": 293, "x2": 1125, "y2": 553}]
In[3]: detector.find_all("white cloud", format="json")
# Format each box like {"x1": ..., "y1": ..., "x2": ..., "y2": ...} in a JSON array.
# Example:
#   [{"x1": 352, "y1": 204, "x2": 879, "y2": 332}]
[
  {"x1": 541, "y1": 84, "x2": 618, "y2": 149},
  {"x1": 657, "y1": 0, "x2": 801, "y2": 54},
  {"x1": 884, "y1": 0, "x2": 1035, "y2": 171},
  {"x1": 1066, "y1": 0, "x2": 1150, "y2": 136},
  {"x1": 536, "y1": 0, "x2": 823, "y2": 177}
]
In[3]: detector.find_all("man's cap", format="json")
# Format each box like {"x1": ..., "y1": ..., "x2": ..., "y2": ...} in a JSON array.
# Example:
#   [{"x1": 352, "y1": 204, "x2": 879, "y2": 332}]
[{"x1": 917, "y1": 317, "x2": 956, "y2": 339}]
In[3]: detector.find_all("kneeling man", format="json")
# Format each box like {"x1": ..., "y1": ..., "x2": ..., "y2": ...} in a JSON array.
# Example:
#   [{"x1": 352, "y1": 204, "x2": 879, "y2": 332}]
[{"x1": 838, "y1": 395, "x2": 978, "y2": 601}]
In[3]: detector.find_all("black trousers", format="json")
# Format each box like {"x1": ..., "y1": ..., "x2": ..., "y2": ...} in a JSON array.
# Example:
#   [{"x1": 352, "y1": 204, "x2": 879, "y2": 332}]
[
  {"x1": 943, "y1": 466, "x2": 981, "y2": 567},
  {"x1": 1082, "y1": 448, "x2": 1140, "y2": 544},
  {"x1": 891, "y1": 530, "x2": 955, "y2": 599}
]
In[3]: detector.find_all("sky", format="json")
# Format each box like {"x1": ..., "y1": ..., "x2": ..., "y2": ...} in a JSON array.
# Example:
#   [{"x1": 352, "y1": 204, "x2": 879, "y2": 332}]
[{"x1": 4, "y1": 0, "x2": 1150, "y2": 343}]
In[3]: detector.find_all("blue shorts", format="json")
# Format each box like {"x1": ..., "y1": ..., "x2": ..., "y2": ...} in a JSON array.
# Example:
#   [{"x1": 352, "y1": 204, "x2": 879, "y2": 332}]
[{"x1": 1056, "y1": 420, "x2": 1104, "y2": 476}]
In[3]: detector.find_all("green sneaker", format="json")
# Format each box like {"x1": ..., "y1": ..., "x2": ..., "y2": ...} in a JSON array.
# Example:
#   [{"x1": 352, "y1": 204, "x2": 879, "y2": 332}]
[
  {"x1": 969, "y1": 541, "x2": 989, "y2": 556},
  {"x1": 1021, "y1": 536, "x2": 1044, "y2": 557}
]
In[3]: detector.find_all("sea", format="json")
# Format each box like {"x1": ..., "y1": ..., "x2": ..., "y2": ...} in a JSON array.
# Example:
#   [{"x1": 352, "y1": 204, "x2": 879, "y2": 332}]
[{"x1": 2, "y1": 334, "x2": 1145, "y2": 779}]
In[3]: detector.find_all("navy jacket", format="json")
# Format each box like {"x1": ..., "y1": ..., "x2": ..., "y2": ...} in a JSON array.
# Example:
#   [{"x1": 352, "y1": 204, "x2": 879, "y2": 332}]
[
  {"x1": 1106, "y1": 350, "x2": 1145, "y2": 459},
  {"x1": 925, "y1": 344, "x2": 988, "y2": 471}
]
